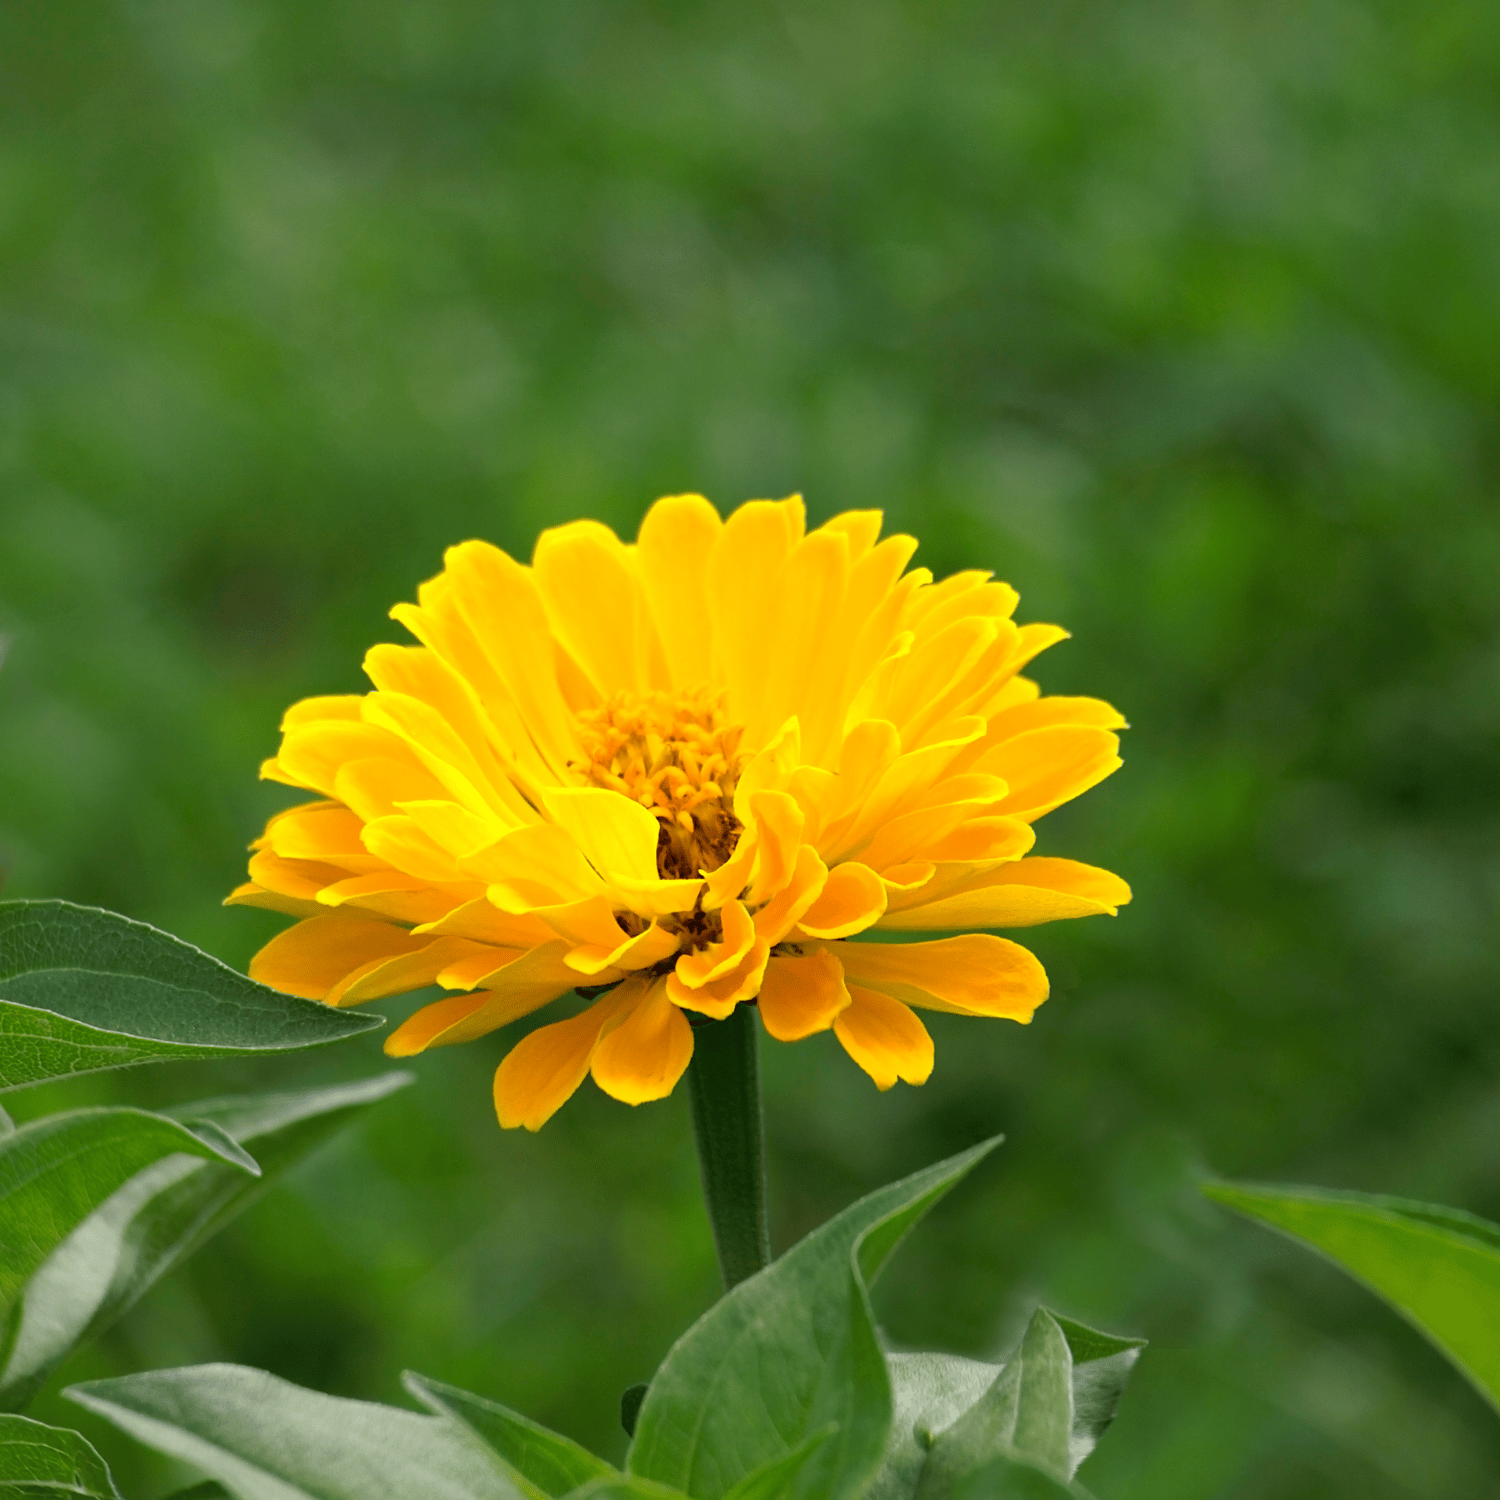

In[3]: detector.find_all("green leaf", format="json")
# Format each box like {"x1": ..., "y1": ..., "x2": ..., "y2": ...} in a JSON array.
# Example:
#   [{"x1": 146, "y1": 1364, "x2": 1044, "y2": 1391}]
[
  {"x1": 66, "y1": 1364, "x2": 528, "y2": 1500},
  {"x1": 0, "y1": 1412, "x2": 121, "y2": 1498},
  {"x1": 1050, "y1": 1317, "x2": 1143, "y2": 1475},
  {"x1": 916, "y1": 1310, "x2": 1073, "y2": 1498},
  {"x1": 403, "y1": 1371, "x2": 616, "y2": 1498},
  {"x1": 1205, "y1": 1178, "x2": 1500, "y2": 1413},
  {"x1": 0, "y1": 900, "x2": 381, "y2": 1092},
  {"x1": 0, "y1": 1109, "x2": 258, "y2": 1314},
  {"x1": 950, "y1": 1454, "x2": 1092, "y2": 1499},
  {"x1": 875, "y1": 1315, "x2": 1142, "y2": 1500},
  {"x1": 563, "y1": 1481, "x2": 686, "y2": 1500},
  {"x1": 627, "y1": 1137, "x2": 1002, "y2": 1500},
  {"x1": 163, "y1": 1487, "x2": 231, "y2": 1499},
  {"x1": 1, "y1": 1075, "x2": 411, "y2": 1410},
  {"x1": 720, "y1": 1427, "x2": 836, "y2": 1500},
  {"x1": 619, "y1": 1384, "x2": 648, "y2": 1439},
  {"x1": 870, "y1": 1354, "x2": 997, "y2": 1500}
]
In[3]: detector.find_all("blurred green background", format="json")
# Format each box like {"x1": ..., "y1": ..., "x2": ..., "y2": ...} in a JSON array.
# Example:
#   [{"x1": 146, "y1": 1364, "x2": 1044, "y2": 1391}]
[{"x1": 3, "y1": 1, "x2": 1500, "y2": 1494}]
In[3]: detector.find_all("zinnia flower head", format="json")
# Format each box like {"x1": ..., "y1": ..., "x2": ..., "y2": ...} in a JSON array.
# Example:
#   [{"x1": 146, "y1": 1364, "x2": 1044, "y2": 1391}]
[{"x1": 231, "y1": 496, "x2": 1128, "y2": 1129}]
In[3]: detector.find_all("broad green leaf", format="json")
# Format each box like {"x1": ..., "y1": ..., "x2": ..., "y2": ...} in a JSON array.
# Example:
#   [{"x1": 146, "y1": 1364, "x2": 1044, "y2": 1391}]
[
  {"x1": 0, "y1": 1109, "x2": 258, "y2": 1313},
  {"x1": 1, "y1": 1075, "x2": 411, "y2": 1410},
  {"x1": 628, "y1": 1137, "x2": 1002, "y2": 1500},
  {"x1": 870, "y1": 1354, "x2": 997, "y2": 1500},
  {"x1": 564, "y1": 1481, "x2": 686, "y2": 1500},
  {"x1": 720, "y1": 1426, "x2": 836, "y2": 1500},
  {"x1": 950, "y1": 1454, "x2": 1091, "y2": 1499},
  {"x1": 404, "y1": 1371, "x2": 616, "y2": 1497},
  {"x1": 0, "y1": 900, "x2": 381, "y2": 1092},
  {"x1": 67, "y1": 1364, "x2": 527, "y2": 1500},
  {"x1": 1050, "y1": 1317, "x2": 1143, "y2": 1475},
  {"x1": 877, "y1": 1316, "x2": 1143, "y2": 1500},
  {"x1": 917, "y1": 1310, "x2": 1073, "y2": 1498},
  {"x1": 0, "y1": 1412, "x2": 121, "y2": 1498},
  {"x1": 1206, "y1": 1178, "x2": 1500, "y2": 1413},
  {"x1": 164, "y1": 1487, "x2": 231, "y2": 1499},
  {"x1": 619, "y1": 1384, "x2": 649, "y2": 1439}
]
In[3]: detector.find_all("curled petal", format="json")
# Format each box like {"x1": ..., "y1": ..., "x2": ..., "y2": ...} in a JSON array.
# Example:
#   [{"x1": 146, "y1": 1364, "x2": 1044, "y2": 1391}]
[
  {"x1": 757, "y1": 950, "x2": 850, "y2": 1042},
  {"x1": 591, "y1": 979, "x2": 695, "y2": 1105},
  {"x1": 493, "y1": 981, "x2": 643, "y2": 1131},
  {"x1": 797, "y1": 861, "x2": 886, "y2": 939},
  {"x1": 830, "y1": 933, "x2": 1048, "y2": 1021},
  {"x1": 834, "y1": 985, "x2": 933, "y2": 1090}
]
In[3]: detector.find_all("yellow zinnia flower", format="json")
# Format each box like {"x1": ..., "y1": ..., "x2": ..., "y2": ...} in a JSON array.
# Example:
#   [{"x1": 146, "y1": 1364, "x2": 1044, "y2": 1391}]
[{"x1": 230, "y1": 496, "x2": 1128, "y2": 1129}]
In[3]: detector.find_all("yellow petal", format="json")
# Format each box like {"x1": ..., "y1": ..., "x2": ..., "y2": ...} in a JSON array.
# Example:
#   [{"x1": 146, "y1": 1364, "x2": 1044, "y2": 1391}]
[
  {"x1": 363, "y1": 644, "x2": 537, "y2": 823},
  {"x1": 493, "y1": 982, "x2": 641, "y2": 1130},
  {"x1": 412, "y1": 898, "x2": 557, "y2": 947},
  {"x1": 223, "y1": 883, "x2": 325, "y2": 920},
  {"x1": 877, "y1": 857, "x2": 1132, "y2": 931},
  {"x1": 635, "y1": 494, "x2": 724, "y2": 688},
  {"x1": 565, "y1": 919, "x2": 681, "y2": 976},
  {"x1": 977, "y1": 726, "x2": 1123, "y2": 822},
  {"x1": 315, "y1": 868, "x2": 468, "y2": 913},
  {"x1": 464, "y1": 823, "x2": 606, "y2": 906},
  {"x1": 591, "y1": 979, "x2": 694, "y2": 1105},
  {"x1": 831, "y1": 934, "x2": 1047, "y2": 1021},
  {"x1": 361, "y1": 815, "x2": 468, "y2": 884},
  {"x1": 757, "y1": 949, "x2": 850, "y2": 1042},
  {"x1": 753, "y1": 844, "x2": 828, "y2": 946},
  {"x1": 821, "y1": 509, "x2": 884, "y2": 563},
  {"x1": 674, "y1": 898, "x2": 755, "y2": 988},
  {"x1": 436, "y1": 946, "x2": 528, "y2": 989},
  {"x1": 986, "y1": 695, "x2": 1128, "y2": 739},
  {"x1": 246, "y1": 848, "x2": 350, "y2": 902},
  {"x1": 542, "y1": 786, "x2": 662, "y2": 885},
  {"x1": 708, "y1": 497, "x2": 805, "y2": 733},
  {"x1": 743, "y1": 790, "x2": 805, "y2": 905},
  {"x1": 329, "y1": 935, "x2": 489, "y2": 1006},
  {"x1": 275, "y1": 720, "x2": 408, "y2": 799},
  {"x1": 265, "y1": 805, "x2": 383, "y2": 872},
  {"x1": 249, "y1": 915, "x2": 433, "y2": 1001},
  {"x1": 533, "y1": 520, "x2": 665, "y2": 696},
  {"x1": 281, "y1": 695, "x2": 364, "y2": 730},
  {"x1": 797, "y1": 861, "x2": 887, "y2": 939},
  {"x1": 384, "y1": 993, "x2": 493, "y2": 1057},
  {"x1": 666, "y1": 937, "x2": 770, "y2": 1019},
  {"x1": 442, "y1": 540, "x2": 581, "y2": 776},
  {"x1": 405, "y1": 940, "x2": 592, "y2": 1053},
  {"x1": 333, "y1": 756, "x2": 449, "y2": 823},
  {"x1": 833, "y1": 985, "x2": 933, "y2": 1090}
]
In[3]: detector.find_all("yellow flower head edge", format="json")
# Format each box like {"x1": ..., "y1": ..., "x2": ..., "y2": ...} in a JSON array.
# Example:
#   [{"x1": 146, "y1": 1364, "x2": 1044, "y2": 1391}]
[{"x1": 229, "y1": 495, "x2": 1129, "y2": 1129}]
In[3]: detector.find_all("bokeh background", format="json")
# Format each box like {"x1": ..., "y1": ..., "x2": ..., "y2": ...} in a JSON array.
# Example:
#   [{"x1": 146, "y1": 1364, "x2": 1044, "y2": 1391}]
[{"x1": 4, "y1": 1, "x2": 1500, "y2": 1494}]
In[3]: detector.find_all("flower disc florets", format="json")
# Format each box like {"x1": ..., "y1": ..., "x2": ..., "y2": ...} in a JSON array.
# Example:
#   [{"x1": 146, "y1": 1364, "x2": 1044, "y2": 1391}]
[
  {"x1": 231, "y1": 494, "x2": 1130, "y2": 1129},
  {"x1": 571, "y1": 689, "x2": 744, "y2": 880}
]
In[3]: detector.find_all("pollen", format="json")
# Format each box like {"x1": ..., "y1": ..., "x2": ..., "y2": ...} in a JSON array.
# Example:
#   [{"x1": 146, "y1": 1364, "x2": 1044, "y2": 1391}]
[{"x1": 570, "y1": 688, "x2": 745, "y2": 877}]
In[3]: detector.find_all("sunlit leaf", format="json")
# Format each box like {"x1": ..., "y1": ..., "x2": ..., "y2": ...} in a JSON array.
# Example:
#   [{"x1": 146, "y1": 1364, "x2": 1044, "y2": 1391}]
[
  {"x1": 67, "y1": 1364, "x2": 527, "y2": 1500},
  {"x1": 1206, "y1": 1178, "x2": 1500, "y2": 1413},
  {"x1": 1, "y1": 1075, "x2": 411, "y2": 1410},
  {"x1": 0, "y1": 1412, "x2": 121, "y2": 1498},
  {"x1": 0, "y1": 1109, "x2": 257, "y2": 1314},
  {"x1": 404, "y1": 1371, "x2": 616, "y2": 1498},
  {"x1": 628, "y1": 1137, "x2": 1002, "y2": 1500},
  {"x1": 0, "y1": 900, "x2": 381, "y2": 1092}
]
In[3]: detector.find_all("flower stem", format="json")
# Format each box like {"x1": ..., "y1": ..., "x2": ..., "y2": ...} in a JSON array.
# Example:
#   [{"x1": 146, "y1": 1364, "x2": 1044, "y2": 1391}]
[{"x1": 687, "y1": 1004, "x2": 771, "y2": 1291}]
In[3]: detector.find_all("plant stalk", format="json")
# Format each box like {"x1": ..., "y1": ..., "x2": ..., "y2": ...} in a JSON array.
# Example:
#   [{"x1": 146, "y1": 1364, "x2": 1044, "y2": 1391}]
[{"x1": 686, "y1": 1003, "x2": 771, "y2": 1291}]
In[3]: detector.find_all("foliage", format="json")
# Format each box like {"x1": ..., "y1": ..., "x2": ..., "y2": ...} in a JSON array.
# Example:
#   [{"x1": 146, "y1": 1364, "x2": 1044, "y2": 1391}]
[
  {"x1": 3, "y1": 1, "x2": 1500, "y2": 1493},
  {"x1": 1206, "y1": 1180, "x2": 1500, "y2": 1415},
  {"x1": 0, "y1": 901, "x2": 408, "y2": 1480},
  {"x1": 62, "y1": 1145, "x2": 1141, "y2": 1499}
]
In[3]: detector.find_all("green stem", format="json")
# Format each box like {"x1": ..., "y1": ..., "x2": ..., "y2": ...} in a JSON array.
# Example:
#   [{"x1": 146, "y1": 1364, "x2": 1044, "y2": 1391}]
[{"x1": 687, "y1": 1003, "x2": 771, "y2": 1291}]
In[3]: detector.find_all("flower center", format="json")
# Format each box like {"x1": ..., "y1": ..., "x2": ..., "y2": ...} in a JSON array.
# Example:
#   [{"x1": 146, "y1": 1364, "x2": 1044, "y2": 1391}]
[{"x1": 570, "y1": 688, "x2": 745, "y2": 878}]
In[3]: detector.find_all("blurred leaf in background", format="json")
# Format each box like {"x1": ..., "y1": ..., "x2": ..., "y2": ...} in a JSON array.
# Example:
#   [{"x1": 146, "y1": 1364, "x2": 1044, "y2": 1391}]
[{"x1": 2, "y1": 1, "x2": 1500, "y2": 1496}]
